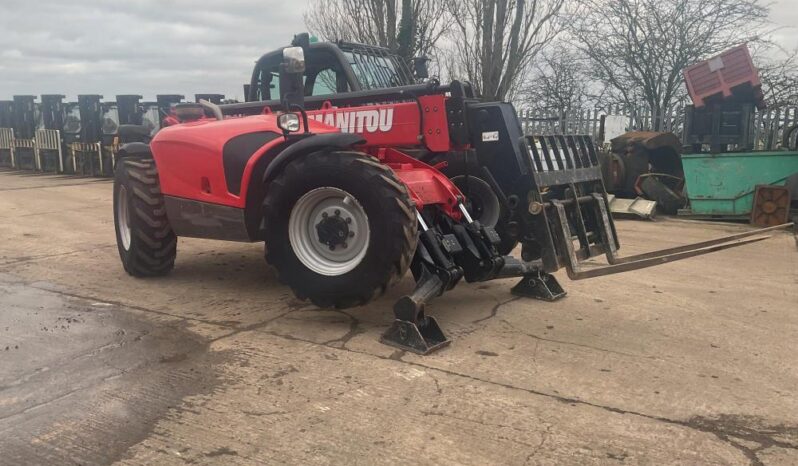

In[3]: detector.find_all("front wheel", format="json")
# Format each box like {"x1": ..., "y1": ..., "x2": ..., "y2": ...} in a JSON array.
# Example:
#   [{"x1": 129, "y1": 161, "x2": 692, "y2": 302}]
[
  {"x1": 263, "y1": 150, "x2": 418, "y2": 308},
  {"x1": 113, "y1": 157, "x2": 177, "y2": 276},
  {"x1": 442, "y1": 158, "x2": 519, "y2": 255}
]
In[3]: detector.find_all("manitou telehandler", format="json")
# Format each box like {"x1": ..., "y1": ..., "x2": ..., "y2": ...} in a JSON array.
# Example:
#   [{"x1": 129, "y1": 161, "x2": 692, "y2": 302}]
[{"x1": 113, "y1": 34, "x2": 792, "y2": 354}]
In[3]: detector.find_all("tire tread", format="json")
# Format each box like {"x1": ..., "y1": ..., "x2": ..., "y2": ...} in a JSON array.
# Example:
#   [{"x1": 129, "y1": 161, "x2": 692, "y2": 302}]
[{"x1": 114, "y1": 157, "x2": 177, "y2": 277}]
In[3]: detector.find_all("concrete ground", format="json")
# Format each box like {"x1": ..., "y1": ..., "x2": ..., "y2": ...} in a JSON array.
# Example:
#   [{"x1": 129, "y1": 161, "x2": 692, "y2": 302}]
[{"x1": 0, "y1": 169, "x2": 796, "y2": 465}]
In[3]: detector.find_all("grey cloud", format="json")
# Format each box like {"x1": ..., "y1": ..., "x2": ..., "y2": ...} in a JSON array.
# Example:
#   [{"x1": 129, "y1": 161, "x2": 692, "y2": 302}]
[
  {"x1": 1, "y1": 0, "x2": 795, "y2": 102},
  {"x1": 0, "y1": 0, "x2": 310, "y2": 101},
  {"x1": 770, "y1": 1, "x2": 798, "y2": 51}
]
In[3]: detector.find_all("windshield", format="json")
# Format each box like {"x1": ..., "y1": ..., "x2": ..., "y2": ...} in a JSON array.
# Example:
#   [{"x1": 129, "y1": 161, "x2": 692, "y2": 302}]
[{"x1": 342, "y1": 48, "x2": 414, "y2": 90}]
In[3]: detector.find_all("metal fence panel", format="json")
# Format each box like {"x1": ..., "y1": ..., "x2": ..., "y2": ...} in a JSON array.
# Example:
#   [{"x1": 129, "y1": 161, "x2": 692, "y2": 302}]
[
  {"x1": 0, "y1": 128, "x2": 16, "y2": 167},
  {"x1": 35, "y1": 129, "x2": 64, "y2": 172},
  {"x1": 13, "y1": 136, "x2": 40, "y2": 170},
  {"x1": 519, "y1": 104, "x2": 798, "y2": 151},
  {"x1": 68, "y1": 142, "x2": 104, "y2": 174}
]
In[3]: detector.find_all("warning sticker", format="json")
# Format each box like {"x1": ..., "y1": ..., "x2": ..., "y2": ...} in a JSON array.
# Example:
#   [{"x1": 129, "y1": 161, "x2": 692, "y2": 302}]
[{"x1": 482, "y1": 131, "x2": 499, "y2": 142}]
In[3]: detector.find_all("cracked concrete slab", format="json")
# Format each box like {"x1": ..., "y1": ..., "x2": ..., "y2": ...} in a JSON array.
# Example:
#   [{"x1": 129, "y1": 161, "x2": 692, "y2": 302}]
[{"x1": 0, "y1": 170, "x2": 797, "y2": 465}]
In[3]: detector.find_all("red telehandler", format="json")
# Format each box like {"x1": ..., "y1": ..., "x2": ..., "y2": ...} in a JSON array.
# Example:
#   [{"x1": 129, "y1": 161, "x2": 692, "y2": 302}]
[{"x1": 113, "y1": 35, "x2": 791, "y2": 354}]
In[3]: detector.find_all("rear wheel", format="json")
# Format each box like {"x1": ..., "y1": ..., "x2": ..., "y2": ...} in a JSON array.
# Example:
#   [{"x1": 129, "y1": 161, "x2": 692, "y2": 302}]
[
  {"x1": 451, "y1": 175, "x2": 501, "y2": 228},
  {"x1": 263, "y1": 150, "x2": 418, "y2": 308},
  {"x1": 113, "y1": 158, "x2": 177, "y2": 276}
]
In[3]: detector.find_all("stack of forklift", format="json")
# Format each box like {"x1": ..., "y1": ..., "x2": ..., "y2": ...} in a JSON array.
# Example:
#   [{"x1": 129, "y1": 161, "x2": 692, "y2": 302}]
[{"x1": 0, "y1": 93, "x2": 226, "y2": 176}]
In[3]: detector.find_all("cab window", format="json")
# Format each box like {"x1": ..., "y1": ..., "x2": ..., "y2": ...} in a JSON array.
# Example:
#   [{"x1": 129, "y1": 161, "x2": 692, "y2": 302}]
[
  {"x1": 252, "y1": 66, "x2": 280, "y2": 101},
  {"x1": 251, "y1": 48, "x2": 350, "y2": 101},
  {"x1": 305, "y1": 66, "x2": 348, "y2": 96}
]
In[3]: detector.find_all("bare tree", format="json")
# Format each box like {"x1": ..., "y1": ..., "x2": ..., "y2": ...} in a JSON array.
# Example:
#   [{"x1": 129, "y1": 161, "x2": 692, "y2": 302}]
[
  {"x1": 443, "y1": 0, "x2": 568, "y2": 102},
  {"x1": 571, "y1": 0, "x2": 771, "y2": 130},
  {"x1": 520, "y1": 45, "x2": 591, "y2": 111},
  {"x1": 756, "y1": 48, "x2": 798, "y2": 107},
  {"x1": 304, "y1": 0, "x2": 447, "y2": 62}
]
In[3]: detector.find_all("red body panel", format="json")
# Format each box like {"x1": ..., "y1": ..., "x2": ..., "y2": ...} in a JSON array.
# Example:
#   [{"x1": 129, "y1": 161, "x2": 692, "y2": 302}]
[
  {"x1": 375, "y1": 148, "x2": 463, "y2": 219},
  {"x1": 305, "y1": 95, "x2": 452, "y2": 152},
  {"x1": 150, "y1": 94, "x2": 463, "y2": 213},
  {"x1": 151, "y1": 115, "x2": 336, "y2": 207}
]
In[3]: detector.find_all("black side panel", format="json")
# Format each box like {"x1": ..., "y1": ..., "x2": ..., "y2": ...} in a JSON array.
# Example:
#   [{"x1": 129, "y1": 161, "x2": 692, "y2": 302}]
[
  {"x1": 466, "y1": 102, "x2": 532, "y2": 194},
  {"x1": 223, "y1": 131, "x2": 280, "y2": 195},
  {"x1": 164, "y1": 196, "x2": 252, "y2": 242},
  {"x1": 467, "y1": 102, "x2": 529, "y2": 177}
]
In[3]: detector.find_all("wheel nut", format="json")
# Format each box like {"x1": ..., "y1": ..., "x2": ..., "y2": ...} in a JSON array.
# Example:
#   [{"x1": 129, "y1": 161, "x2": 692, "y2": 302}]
[
  {"x1": 322, "y1": 212, "x2": 328, "y2": 218},
  {"x1": 329, "y1": 245, "x2": 335, "y2": 251},
  {"x1": 342, "y1": 243, "x2": 348, "y2": 249},
  {"x1": 348, "y1": 231, "x2": 355, "y2": 238},
  {"x1": 346, "y1": 217, "x2": 352, "y2": 224},
  {"x1": 334, "y1": 209, "x2": 341, "y2": 216}
]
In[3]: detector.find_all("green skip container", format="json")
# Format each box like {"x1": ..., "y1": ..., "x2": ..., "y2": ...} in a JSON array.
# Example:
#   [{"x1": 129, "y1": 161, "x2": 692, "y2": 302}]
[{"x1": 680, "y1": 150, "x2": 798, "y2": 217}]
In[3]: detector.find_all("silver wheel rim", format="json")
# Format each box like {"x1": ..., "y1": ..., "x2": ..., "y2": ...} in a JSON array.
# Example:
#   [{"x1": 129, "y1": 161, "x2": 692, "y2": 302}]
[
  {"x1": 288, "y1": 187, "x2": 370, "y2": 276},
  {"x1": 118, "y1": 185, "x2": 132, "y2": 251}
]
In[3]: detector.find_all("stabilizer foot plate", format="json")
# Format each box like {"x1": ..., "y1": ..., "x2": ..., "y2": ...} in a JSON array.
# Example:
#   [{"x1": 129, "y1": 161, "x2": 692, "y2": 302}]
[
  {"x1": 511, "y1": 273, "x2": 567, "y2": 301},
  {"x1": 380, "y1": 317, "x2": 451, "y2": 355}
]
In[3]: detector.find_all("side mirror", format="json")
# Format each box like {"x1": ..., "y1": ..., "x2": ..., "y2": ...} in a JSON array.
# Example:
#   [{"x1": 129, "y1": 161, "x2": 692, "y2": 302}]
[
  {"x1": 412, "y1": 56, "x2": 430, "y2": 80},
  {"x1": 282, "y1": 46, "x2": 306, "y2": 74},
  {"x1": 279, "y1": 46, "x2": 306, "y2": 111}
]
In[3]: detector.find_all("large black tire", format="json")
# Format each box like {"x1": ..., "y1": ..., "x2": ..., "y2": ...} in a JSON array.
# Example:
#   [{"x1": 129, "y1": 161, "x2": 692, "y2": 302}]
[
  {"x1": 263, "y1": 150, "x2": 417, "y2": 308},
  {"x1": 113, "y1": 158, "x2": 177, "y2": 277}
]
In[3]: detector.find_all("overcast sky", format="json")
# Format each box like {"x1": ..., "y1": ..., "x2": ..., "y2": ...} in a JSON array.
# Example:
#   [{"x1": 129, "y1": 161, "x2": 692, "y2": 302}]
[{"x1": 0, "y1": 0, "x2": 796, "y2": 102}]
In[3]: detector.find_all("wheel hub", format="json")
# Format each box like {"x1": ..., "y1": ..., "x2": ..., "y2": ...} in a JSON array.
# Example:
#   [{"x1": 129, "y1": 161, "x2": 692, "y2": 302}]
[
  {"x1": 465, "y1": 195, "x2": 485, "y2": 220},
  {"x1": 288, "y1": 187, "x2": 370, "y2": 276},
  {"x1": 315, "y1": 210, "x2": 354, "y2": 250}
]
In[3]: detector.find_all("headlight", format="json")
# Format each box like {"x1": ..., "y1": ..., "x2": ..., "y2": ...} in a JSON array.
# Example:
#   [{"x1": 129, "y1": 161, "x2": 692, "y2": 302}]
[{"x1": 278, "y1": 112, "x2": 301, "y2": 133}]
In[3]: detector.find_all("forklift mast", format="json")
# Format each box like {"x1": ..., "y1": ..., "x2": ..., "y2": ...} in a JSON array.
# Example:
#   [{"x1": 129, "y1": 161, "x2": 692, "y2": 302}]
[
  {"x1": 0, "y1": 101, "x2": 14, "y2": 129},
  {"x1": 12, "y1": 95, "x2": 37, "y2": 140},
  {"x1": 77, "y1": 95, "x2": 103, "y2": 144},
  {"x1": 116, "y1": 95, "x2": 144, "y2": 126},
  {"x1": 40, "y1": 95, "x2": 66, "y2": 131}
]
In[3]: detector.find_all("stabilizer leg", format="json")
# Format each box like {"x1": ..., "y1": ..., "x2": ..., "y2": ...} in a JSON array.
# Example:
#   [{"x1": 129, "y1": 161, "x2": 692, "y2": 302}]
[
  {"x1": 380, "y1": 316, "x2": 449, "y2": 355},
  {"x1": 511, "y1": 271, "x2": 566, "y2": 301},
  {"x1": 381, "y1": 267, "x2": 452, "y2": 355},
  {"x1": 493, "y1": 256, "x2": 567, "y2": 301}
]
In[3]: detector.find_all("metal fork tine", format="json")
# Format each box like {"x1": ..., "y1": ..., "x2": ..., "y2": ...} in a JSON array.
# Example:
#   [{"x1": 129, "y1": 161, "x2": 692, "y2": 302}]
[
  {"x1": 606, "y1": 222, "x2": 793, "y2": 264},
  {"x1": 567, "y1": 236, "x2": 772, "y2": 280},
  {"x1": 552, "y1": 198, "x2": 791, "y2": 280}
]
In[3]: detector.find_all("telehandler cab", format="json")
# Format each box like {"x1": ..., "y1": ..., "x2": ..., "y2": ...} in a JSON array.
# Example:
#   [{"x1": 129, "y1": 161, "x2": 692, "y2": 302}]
[{"x1": 113, "y1": 34, "x2": 791, "y2": 354}]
